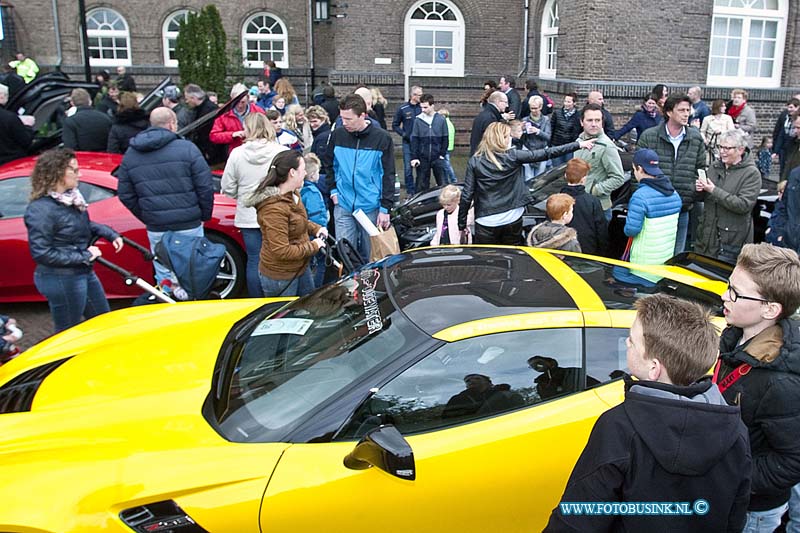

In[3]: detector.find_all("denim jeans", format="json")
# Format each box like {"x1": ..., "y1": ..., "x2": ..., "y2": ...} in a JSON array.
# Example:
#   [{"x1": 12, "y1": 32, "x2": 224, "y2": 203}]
[
  {"x1": 674, "y1": 210, "x2": 689, "y2": 255},
  {"x1": 34, "y1": 269, "x2": 110, "y2": 333},
  {"x1": 416, "y1": 157, "x2": 448, "y2": 192},
  {"x1": 444, "y1": 152, "x2": 457, "y2": 183},
  {"x1": 743, "y1": 503, "x2": 788, "y2": 533},
  {"x1": 604, "y1": 208, "x2": 612, "y2": 222},
  {"x1": 402, "y1": 141, "x2": 416, "y2": 195},
  {"x1": 240, "y1": 227, "x2": 264, "y2": 298},
  {"x1": 334, "y1": 205, "x2": 376, "y2": 264},
  {"x1": 259, "y1": 266, "x2": 314, "y2": 297},
  {"x1": 147, "y1": 225, "x2": 204, "y2": 285},
  {"x1": 788, "y1": 482, "x2": 800, "y2": 532},
  {"x1": 310, "y1": 249, "x2": 327, "y2": 289},
  {"x1": 550, "y1": 151, "x2": 574, "y2": 168}
]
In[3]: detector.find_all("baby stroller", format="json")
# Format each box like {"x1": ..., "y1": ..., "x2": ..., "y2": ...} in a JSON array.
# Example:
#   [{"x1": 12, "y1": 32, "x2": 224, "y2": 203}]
[
  {"x1": 320, "y1": 236, "x2": 366, "y2": 284},
  {"x1": 95, "y1": 232, "x2": 225, "y2": 304}
]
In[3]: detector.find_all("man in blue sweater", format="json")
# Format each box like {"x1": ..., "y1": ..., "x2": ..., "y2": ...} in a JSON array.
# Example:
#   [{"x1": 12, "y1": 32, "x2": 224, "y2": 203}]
[
  {"x1": 392, "y1": 86, "x2": 423, "y2": 195},
  {"x1": 410, "y1": 94, "x2": 449, "y2": 193}
]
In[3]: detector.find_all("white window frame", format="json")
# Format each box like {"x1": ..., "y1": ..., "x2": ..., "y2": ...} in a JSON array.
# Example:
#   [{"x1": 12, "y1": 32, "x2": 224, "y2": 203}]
[
  {"x1": 539, "y1": 0, "x2": 559, "y2": 79},
  {"x1": 162, "y1": 9, "x2": 194, "y2": 67},
  {"x1": 241, "y1": 12, "x2": 289, "y2": 69},
  {"x1": 404, "y1": 0, "x2": 465, "y2": 78},
  {"x1": 85, "y1": 8, "x2": 132, "y2": 67},
  {"x1": 706, "y1": 0, "x2": 787, "y2": 88}
]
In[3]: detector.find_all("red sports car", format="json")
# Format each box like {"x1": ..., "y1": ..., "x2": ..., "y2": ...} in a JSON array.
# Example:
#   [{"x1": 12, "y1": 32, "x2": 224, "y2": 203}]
[{"x1": 0, "y1": 152, "x2": 246, "y2": 303}]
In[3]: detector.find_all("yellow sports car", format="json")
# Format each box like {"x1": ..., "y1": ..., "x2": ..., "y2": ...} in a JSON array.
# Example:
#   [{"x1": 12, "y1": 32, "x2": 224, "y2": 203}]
[{"x1": 0, "y1": 246, "x2": 728, "y2": 533}]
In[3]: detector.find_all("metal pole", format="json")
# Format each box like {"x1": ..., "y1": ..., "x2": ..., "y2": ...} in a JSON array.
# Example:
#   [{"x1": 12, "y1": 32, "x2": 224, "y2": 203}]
[
  {"x1": 51, "y1": 0, "x2": 63, "y2": 69},
  {"x1": 78, "y1": 0, "x2": 91, "y2": 82},
  {"x1": 308, "y1": 0, "x2": 315, "y2": 95}
]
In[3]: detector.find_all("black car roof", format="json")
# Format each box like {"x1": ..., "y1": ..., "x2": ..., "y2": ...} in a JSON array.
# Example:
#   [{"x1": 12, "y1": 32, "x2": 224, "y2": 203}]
[{"x1": 384, "y1": 247, "x2": 576, "y2": 335}]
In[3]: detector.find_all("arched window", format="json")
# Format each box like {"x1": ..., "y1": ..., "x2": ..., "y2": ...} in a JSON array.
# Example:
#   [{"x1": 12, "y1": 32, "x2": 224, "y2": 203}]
[
  {"x1": 242, "y1": 13, "x2": 289, "y2": 69},
  {"x1": 404, "y1": 1, "x2": 465, "y2": 77},
  {"x1": 162, "y1": 9, "x2": 194, "y2": 67},
  {"x1": 707, "y1": 0, "x2": 788, "y2": 88},
  {"x1": 539, "y1": 0, "x2": 558, "y2": 79},
  {"x1": 86, "y1": 8, "x2": 131, "y2": 67}
]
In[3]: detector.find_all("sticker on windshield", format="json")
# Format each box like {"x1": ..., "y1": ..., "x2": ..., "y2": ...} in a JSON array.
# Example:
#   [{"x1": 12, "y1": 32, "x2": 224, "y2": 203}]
[
  {"x1": 356, "y1": 269, "x2": 383, "y2": 334},
  {"x1": 252, "y1": 318, "x2": 313, "y2": 336}
]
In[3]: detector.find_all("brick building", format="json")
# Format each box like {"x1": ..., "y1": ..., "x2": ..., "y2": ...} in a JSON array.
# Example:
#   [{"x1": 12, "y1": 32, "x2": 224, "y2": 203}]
[{"x1": 2, "y1": 0, "x2": 798, "y2": 151}]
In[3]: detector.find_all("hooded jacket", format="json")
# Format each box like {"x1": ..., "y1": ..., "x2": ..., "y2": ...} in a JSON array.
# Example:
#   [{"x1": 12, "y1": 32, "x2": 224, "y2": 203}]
[
  {"x1": 246, "y1": 187, "x2": 322, "y2": 280},
  {"x1": 561, "y1": 184, "x2": 608, "y2": 256},
  {"x1": 545, "y1": 378, "x2": 751, "y2": 532},
  {"x1": 624, "y1": 175, "x2": 682, "y2": 273},
  {"x1": 221, "y1": 140, "x2": 288, "y2": 228},
  {"x1": 117, "y1": 127, "x2": 213, "y2": 232},
  {"x1": 695, "y1": 152, "x2": 760, "y2": 260},
  {"x1": 718, "y1": 319, "x2": 800, "y2": 511},
  {"x1": 410, "y1": 112, "x2": 448, "y2": 162},
  {"x1": 613, "y1": 107, "x2": 662, "y2": 141},
  {"x1": 458, "y1": 143, "x2": 581, "y2": 230},
  {"x1": 526, "y1": 221, "x2": 581, "y2": 252},
  {"x1": 107, "y1": 108, "x2": 149, "y2": 154}
]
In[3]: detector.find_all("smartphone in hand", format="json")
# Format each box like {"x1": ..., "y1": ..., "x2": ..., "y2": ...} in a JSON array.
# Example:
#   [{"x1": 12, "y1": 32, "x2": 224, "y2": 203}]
[{"x1": 698, "y1": 169, "x2": 707, "y2": 182}]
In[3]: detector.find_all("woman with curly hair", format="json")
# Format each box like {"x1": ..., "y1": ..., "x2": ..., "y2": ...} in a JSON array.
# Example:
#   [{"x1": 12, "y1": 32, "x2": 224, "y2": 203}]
[
  {"x1": 274, "y1": 78, "x2": 300, "y2": 108},
  {"x1": 24, "y1": 148, "x2": 123, "y2": 333}
]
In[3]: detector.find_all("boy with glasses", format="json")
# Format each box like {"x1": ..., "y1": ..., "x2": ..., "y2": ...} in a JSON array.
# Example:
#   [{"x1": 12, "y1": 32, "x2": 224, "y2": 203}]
[{"x1": 715, "y1": 243, "x2": 800, "y2": 532}]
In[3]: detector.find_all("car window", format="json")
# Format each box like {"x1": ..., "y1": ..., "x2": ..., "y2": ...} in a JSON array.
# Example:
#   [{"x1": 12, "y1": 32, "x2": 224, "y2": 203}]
[
  {"x1": 77, "y1": 181, "x2": 114, "y2": 204},
  {"x1": 560, "y1": 255, "x2": 722, "y2": 313},
  {"x1": 338, "y1": 328, "x2": 583, "y2": 439},
  {"x1": 585, "y1": 328, "x2": 629, "y2": 387},
  {"x1": 0, "y1": 178, "x2": 32, "y2": 219},
  {"x1": 213, "y1": 270, "x2": 427, "y2": 443}
]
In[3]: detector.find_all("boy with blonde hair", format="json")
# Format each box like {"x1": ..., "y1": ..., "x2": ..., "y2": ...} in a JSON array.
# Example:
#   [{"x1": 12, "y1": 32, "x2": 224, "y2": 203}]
[{"x1": 301, "y1": 153, "x2": 329, "y2": 287}]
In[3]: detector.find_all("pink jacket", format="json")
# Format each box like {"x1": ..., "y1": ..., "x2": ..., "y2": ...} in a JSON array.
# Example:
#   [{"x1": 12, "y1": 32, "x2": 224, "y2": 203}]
[
  {"x1": 209, "y1": 104, "x2": 266, "y2": 154},
  {"x1": 431, "y1": 206, "x2": 474, "y2": 246}
]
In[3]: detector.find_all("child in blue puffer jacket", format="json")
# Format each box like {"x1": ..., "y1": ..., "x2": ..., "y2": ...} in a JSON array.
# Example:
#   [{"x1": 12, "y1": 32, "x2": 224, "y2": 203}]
[{"x1": 301, "y1": 153, "x2": 329, "y2": 288}]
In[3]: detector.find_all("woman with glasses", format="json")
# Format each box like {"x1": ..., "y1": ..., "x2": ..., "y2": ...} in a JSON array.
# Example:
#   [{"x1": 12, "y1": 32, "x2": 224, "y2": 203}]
[
  {"x1": 694, "y1": 129, "x2": 761, "y2": 264},
  {"x1": 24, "y1": 148, "x2": 123, "y2": 333}
]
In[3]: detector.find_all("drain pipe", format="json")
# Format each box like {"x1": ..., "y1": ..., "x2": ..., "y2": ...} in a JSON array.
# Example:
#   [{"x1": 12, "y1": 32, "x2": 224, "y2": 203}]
[
  {"x1": 308, "y1": 0, "x2": 315, "y2": 96},
  {"x1": 517, "y1": 0, "x2": 530, "y2": 78},
  {"x1": 51, "y1": 0, "x2": 63, "y2": 70}
]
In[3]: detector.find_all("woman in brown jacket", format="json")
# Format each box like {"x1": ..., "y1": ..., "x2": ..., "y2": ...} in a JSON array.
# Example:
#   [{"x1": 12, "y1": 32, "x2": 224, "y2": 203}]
[{"x1": 246, "y1": 150, "x2": 327, "y2": 296}]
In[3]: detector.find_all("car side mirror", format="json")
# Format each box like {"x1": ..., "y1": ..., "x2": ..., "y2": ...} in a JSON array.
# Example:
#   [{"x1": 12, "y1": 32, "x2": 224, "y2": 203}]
[{"x1": 343, "y1": 424, "x2": 415, "y2": 481}]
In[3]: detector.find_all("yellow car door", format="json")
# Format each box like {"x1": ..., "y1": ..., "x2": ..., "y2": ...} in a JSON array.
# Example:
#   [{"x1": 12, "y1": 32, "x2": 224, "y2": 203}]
[{"x1": 259, "y1": 323, "x2": 620, "y2": 532}]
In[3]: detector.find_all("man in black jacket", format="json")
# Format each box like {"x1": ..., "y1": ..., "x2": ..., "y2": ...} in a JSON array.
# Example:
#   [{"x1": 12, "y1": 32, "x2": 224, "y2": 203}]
[
  {"x1": 469, "y1": 91, "x2": 507, "y2": 155},
  {"x1": 715, "y1": 243, "x2": 800, "y2": 532},
  {"x1": 62, "y1": 88, "x2": 112, "y2": 152},
  {"x1": 117, "y1": 107, "x2": 213, "y2": 288},
  {"x1": 0, "y1": 83, "x2": 34, "y2": 165},
  {"x1": 546, "y1": 294, "x2": 751, "y2": 533},
  {"x1": 499, "y1": 75, "x2": 521, "y2": 118}
]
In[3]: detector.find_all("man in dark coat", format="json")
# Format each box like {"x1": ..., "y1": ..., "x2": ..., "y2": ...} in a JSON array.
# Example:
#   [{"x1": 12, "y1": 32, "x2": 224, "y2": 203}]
[
  {"x1": 116, "y1": 107, "x2": 213, "y2": 287},
  {"x1": 546, "y1": 294, "x2": 751, "y2": 533},
  {"x1": 498, "y1": 75, "x2": 521, "y2": 118},
  {"x1": 115, "y1": 65, "x2": 136, "y2": 92},
  {"x1": 183, "y1": 83, "x2": 226, "y2": 165},
  {"x1": 520, "y1": 78, "x2": 554, "y2": 118},
  {"x1": 0, "y1": 83, "x2": 34, "y2": 165},
  {"x1": 62, "y1": 88, "x2": 112, "y2": 152},
  {"x1": 469, "y1": 91, "x2": 507, "y2": 155},
  {"x1": 773, "y1": 98, "x2": 799, "y2": 176},
  {"x1": 715, "y1": 243, "x2": 800, "y2": 532}
]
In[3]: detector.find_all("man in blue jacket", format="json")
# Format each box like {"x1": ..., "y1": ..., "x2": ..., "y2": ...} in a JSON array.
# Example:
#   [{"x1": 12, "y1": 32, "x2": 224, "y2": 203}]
[
  {"x1": 410, "y1": 94, "x2": 449, "y2": 193},
  {"x1": 323, "y1": 94, "x2": 395, "y2": 262},
  {"x1": 392, "y1": 86, "x2": 422, "y2": 196},
  {"x1": 116, "y1": 107, "x2": 214, "y2": 286}
]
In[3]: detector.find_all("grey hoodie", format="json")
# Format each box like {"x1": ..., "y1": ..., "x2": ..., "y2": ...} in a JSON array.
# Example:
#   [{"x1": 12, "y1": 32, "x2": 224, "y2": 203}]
[{"x1": 221, "y1": 139, "x2": 288, "y2": 228}]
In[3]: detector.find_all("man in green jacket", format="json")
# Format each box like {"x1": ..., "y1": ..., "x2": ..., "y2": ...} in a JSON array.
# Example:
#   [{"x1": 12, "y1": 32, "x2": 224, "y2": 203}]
[
  {"x1": 637, "y1": 93, "x2": 707, "y2": 254},
  {"x1": 573, "y1": 103, "x2": 625, "y2": 221},
  {"x1": 9, "y1": 52, "x2": 38, "y2": 84}
]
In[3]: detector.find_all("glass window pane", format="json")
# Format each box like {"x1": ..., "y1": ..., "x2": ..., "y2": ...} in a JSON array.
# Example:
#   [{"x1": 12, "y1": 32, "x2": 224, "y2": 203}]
[
  {"x1": 435, "y1": 48, "x2": 453, "y2": 64},
  {"x1": 273, "y1": 52, "x2": 284, "y2": 62},
  {"x1": 750, "y1": 19, "x2": 764, "y2": 37},
  {"x1": 102, "y1": 49, "x2": 114, "y2": 59},
  {"x1": 745, "y1": 59, "x2": 760, "y2": 77},
  {"x1": 764, "y1": 0, "x2": 778, "y2": 8},
  {"x1": 747, "y1": 39, "x2": 761, "y2": 58},
  {"x1": 443, "y1": 10, "x2": 456, "y2": 20},
  {"x1": 435, "y1": 31, "x2": 452, "y2": 46},
  {"x1": 761, "y1": 59, "x2": 774, "y2": 77},
  {"x1": 585, "y1": 329, "x2": 629, "y2": 387},
  {"x1": 710, "y1": 37, "x2": 724, "y2": 55},
  {"x1": 411, "y1": 8, "x2": 425, "y2": 19},
  {"x1": 764, "y1": 20, "x2": 778, "y2": 39},
  {"x1": 416, "y1": 30, "x2": 433, "y2": 46},
  {"x1": 726, "y1": 58, "x2": 739, "y2": 75},
  {"x1": 763, "y1": 39, "x2": 775, "y2": 57},
  {"x1": 712, "y1": 17, "x2": 728, "y2": 35},
  {"x1": 710, "y1": 58, "x2": 724, "y2": 76},
  {"x1": 274, "y1": 41, "x2": 284, "y2": 51},
  {"x1": 415, "y1": 47, "x2": 433, "y2": 64},
  {"x1": 727, "y1": 37, "x2": 741, "y2": 55},
  {"x1": 115, "y1": 37, "x2": 126, "y2": 48}
]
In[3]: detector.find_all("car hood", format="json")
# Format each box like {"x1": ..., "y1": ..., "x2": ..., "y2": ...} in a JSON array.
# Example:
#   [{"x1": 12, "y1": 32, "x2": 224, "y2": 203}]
[{"x1": 0, "y1": 299, "x2": 291, "y2": 532}]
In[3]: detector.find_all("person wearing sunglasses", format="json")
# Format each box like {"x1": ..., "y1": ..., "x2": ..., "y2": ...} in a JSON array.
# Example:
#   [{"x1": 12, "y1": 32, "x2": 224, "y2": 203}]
[
  {"x1": 694, "y1": 129, "x2": 761, "y2": 264},
  {"x1": 715, "y1": 243, "x2": 800, "y2": 532}
]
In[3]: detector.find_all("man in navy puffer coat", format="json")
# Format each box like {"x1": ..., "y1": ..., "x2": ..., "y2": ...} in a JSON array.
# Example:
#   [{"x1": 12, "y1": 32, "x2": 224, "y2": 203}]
[{"x1": 117, "y1": 107, "x2": 213, "y2": 285}]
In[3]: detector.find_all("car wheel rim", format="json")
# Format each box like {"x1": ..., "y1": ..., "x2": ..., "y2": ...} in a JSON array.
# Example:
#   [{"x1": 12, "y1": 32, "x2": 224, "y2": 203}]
[{"x1": 215, "y1": 249, "x2": 238, "y2": 299}]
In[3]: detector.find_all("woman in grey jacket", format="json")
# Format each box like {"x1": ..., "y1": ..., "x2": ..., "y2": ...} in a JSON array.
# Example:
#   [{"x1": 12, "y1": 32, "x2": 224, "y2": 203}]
[
  {"x1": 695, "y1": 129, "x2": 761, "y2": 263},
  {"x1": 458, "y1": 122, "x2": 593, "y2": 245}
]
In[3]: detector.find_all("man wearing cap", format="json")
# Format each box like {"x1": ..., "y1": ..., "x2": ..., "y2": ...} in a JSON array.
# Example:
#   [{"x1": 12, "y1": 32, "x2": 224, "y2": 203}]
[
  {"x1": 0, "y1": 83, "x2": 35, "y2": 165},
  {"x1": 210, "y1": 83, "x2": 266, "y2": 156},
  {"x1": 616, "y1": 149, "x2": 682, "y2": 284},
  {"x1": 637, "y1": 93, "x2": 707, "y2": 254}
]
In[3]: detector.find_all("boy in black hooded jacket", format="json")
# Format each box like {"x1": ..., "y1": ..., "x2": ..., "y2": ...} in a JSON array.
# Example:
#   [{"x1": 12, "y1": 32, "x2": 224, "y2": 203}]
[{"x1": 546, "y1": 294, "x2": 751, "y2": 532}]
